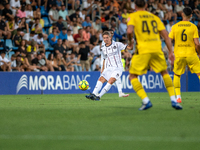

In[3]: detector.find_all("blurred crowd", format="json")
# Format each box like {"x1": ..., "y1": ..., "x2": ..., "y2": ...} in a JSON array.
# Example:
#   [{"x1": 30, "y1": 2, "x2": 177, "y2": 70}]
[{"x1": 0, "y1": 0, "x2": 200, "y2": 72}]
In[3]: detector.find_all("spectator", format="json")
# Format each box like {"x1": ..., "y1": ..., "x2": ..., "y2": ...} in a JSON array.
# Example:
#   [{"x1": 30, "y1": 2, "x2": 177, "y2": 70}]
[
  {"x1": 59, "y1": 27, "x2": 68, "y2": 40},
  {"x1": 20, "y1": 17, "x2": 29, "y2": 34},
  {"x1": 26, "y1": 41, "x2": 37, "y2": 65},
  {"x1": 82, "y1": 26, "x2": 91, "y2": 42},
  {"x1": 77, "y1": 41, "x2": 90, "y2": 71},
  {"x1": 18, "y1": 40, "x2": 27, "y2": 54},
  {"x1": 91, "y1": 41, "x2": 101, "y2": 56},
  {"x1": 25, "y1": 4, "x2": 34, "y2": 23},
  {"x1": 111, "y1": 28, "x2": 126, "y2": 41},
  {"x1": 92, "y1": 17, "x2": 101, "y2": 32},
  {"x1": 2, "y1": 3, "x2": 14, "y2": 21},
  {"x1": 122, "y1": 9, "x2": 129, "y2": 21},
  {"x1": 175, "y1": 1, "x2": 185, "y2": 18},
  {"x1": 48, "y1": 4, "x2": 59, "y2": 24},
  {"x1": 53, "y1": 53, "x2": 66, "y2": 71},
  {"x1": 16, "y1": 6, "x2": 26, "y2": 19},
  {"x1": 59, "y1": 4, "x2": 68, "y2": 20},
  {"x1": 90, "y1": 30, "x2": 100, "y2": 46},
  {"x1": 68, "y1": 8, "x2": 80, "y2": 22},
  {"x1": 58, "y1": 4, "x2": 68, "y2": 28},
  {"x1": 56, "y1": 0, "x2": 64, "y2": 10},
  {"x1": 92, "y1": 54, "x2": 101, "y2": 71},
  {"x1": 31, "y1": 18, "x2": 42, "y2": 33},
  {"x1": 33, "y1": 33, "x2": 45, "y2": 52},
  {"x1": 56, "y1": 16, "x2": 64, "y2": 31},
  {"x1": 10, "y1": 0, "x2": 21, "y2": 16},
  {"x1": 119, "y1": 18, "x2": 127, "y2": 36},
  {"x1": 74, "y1": 28, "x2": 83, "y2": 43},
  {"x1": 6, "y1": 18, "x2": 15, "y2": 35},
  {"x1": 40, "y1": 51, "x2": 54, "y2": 71},
  {"x1": 10, "y1": 54, "x2": 23, "y2": 71},
  {"x1": 79, "y1": 8, "x2": 86, "y2": 22},
  {"x1": 54, "y1": 38, "x2": 64, "y2": 55},
  {"x1": 46, "y1": 0, "x2": 57, "y2": 12},
  {"x1": 165, "y1": 0, "x2": 177, "y2": 23},
  {"x1": 33, "y1": 7, "x2": 44, "y2": 28},
  {"x1": 62, "y1": 39, "x2": 70, "y2": 53},
  {"x1": 0, "y1": 51, "x2": 11, "y2": 71},
  {"x1": 49, "y1": 23, "x2": 59, "y2": 34},
  {"x1": 48, "y1": 27, "x2": 59, "y2": 47},
  {"x1": 82, "y1": 16, "x2": 92, "y2": 28},
  {"x1": 13, "y1": 28, "x2": 22, "y2": 47},
  {"x1": 32, "y1": 52, "x2": 48, "y2": 71},
  {"x1": 67, "y1": 29, "x2": 75, "y2": 43}
]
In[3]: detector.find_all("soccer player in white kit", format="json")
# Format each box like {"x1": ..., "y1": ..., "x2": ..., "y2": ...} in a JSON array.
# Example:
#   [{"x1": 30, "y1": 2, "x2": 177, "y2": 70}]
[{"x1": 86, "y1": 31, "x2": 132, "y2": 100}]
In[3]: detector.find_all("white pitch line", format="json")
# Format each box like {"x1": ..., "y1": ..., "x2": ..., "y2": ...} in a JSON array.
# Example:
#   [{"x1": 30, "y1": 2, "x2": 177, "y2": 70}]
[{"x1": 0, "y1": 135, "x2": 200, "y2": 142}]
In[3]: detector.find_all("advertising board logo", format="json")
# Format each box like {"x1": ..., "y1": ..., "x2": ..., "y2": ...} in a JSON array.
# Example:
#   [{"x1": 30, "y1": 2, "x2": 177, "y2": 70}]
[{"x1": 16, "y1": 74, "x2": 28, "y2": 93}]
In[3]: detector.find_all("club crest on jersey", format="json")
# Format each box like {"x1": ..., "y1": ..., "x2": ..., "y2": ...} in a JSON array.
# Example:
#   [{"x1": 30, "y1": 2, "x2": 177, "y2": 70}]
[{"x1": 113, "y1": 46, "x2": 116, "y2": 49}]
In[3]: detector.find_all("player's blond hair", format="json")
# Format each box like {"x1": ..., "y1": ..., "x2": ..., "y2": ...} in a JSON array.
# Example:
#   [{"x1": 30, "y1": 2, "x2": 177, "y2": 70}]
[{"x1": 102, "y1": 31, "x2": 111, "y2": 37}]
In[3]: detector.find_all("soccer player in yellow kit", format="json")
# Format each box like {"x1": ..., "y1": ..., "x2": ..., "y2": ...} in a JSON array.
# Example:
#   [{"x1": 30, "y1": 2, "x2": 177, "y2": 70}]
[
  {"x1": 127, "y1": 0, "x2": 182, "y2": 110},
  {"x1": 169, "y1": 7, "x2": 200, "y2": 103}
]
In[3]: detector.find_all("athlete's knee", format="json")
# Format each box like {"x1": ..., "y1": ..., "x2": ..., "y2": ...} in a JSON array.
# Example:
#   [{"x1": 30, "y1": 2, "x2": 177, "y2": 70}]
[
  {"x1": 108, "y1": 78, "x2": 116, "y2": 85},
  {"x1": 160, "y1": 70, "x2": 168, "y2": 76},
  {"x1": 98, "y1": 76, "x2": 106, "y2": 83},
  {"x1": 129, "y1": 74, "x2": 138, "y2": 81}
]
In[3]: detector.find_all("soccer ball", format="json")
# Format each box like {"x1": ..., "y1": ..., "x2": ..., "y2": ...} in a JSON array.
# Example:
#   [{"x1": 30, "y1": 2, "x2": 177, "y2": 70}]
[{"x1": 79, "y1": 80, "x2": 89, "y2": 91}]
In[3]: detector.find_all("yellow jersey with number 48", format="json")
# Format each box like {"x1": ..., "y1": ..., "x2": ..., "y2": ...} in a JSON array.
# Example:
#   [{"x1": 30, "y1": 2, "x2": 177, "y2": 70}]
[
  {"x1": 127, "y1": 11, "x2": 165, "y2": 54},
  {"x1": 169, "y1": 21, "x2": 199, "y2": 57}
]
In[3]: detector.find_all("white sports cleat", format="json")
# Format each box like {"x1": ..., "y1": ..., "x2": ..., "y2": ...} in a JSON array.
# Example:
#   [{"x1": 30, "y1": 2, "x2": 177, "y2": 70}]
[{"x1": 119, "y1": 93, "x2": 129, "y2": 97}]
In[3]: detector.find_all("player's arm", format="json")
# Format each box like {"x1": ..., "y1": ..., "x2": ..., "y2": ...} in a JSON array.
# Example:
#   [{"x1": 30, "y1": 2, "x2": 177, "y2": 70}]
[
  {"x1": 160, "y1": 29, "x2": 174, "y2": 62},
  {"x1": 127, "y1": 25, "x2": 134, "y2": 48},
  {"x1": 194, "y1": 38, "x2": 200, "y2": 55}
]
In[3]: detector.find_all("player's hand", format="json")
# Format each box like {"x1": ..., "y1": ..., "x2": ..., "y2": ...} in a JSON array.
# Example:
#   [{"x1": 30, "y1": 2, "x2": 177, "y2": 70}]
[{"x1": 168, "y1": 52, "x2": 174, "y2": 65}]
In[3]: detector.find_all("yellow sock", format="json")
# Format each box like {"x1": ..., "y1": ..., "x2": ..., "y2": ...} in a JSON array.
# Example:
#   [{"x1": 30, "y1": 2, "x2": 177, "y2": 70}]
[
  {"x1": 131, "y1": 78, "x2": 147, "y2": 100},
  {"x1": 163, "y1": 74, "x2": 175, "y2": 97},
  {"x1": 173, "y1": 75, "x2": 181, "y2": 96}
]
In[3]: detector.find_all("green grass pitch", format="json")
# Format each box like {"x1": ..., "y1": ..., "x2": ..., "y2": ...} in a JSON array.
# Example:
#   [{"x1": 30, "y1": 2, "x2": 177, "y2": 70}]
[{"x1": 0, "y1": 92, "x2": 200, "y2": 150}]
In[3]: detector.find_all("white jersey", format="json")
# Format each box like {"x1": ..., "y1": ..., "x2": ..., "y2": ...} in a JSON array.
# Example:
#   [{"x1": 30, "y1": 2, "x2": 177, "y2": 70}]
[{"x1": 101, "y1": 41, "x2": 126, "y2": 69}]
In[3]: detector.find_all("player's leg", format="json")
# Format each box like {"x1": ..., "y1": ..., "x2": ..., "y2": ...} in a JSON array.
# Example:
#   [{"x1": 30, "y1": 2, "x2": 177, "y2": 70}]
[
  {"x1": 129, "y1": 74, "x2": 152, "y2": 110},
  {"x1": 173, "y1": 57, "x2": 186, "y2": 103},
  {"x1": 85, "y1": 76, "x2": 106, "y2": 100},
  {"x1": 150, "y1": 53, "x2": 182, "y2": 109},
  {"x1": 186, "y1": 56, "x2": 200, "y2": 82},
  {"x1": 99, "y1": 77, "x2": 116, "y2": 98},
  {"x1": 93, "y1": 76, "x2": 106, "y2": 96},
  {"x1": 116, "y1": 78, "x2": 129, "y2": 97},
  {"x1": 173, "y1": 74, "x2": 182, "y2": 103},
  {"x1": 129, "y1": 54, "x2": 152, "y2": 110},
  {"x1": 98, "y1": 68, "x2": 123, "y2": 98}
]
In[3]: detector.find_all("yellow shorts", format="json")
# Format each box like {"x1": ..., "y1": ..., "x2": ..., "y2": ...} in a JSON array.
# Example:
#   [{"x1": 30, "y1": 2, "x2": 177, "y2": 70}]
[
  {"x1": 129, "y1": 52, "x2": 167, "y2": 75},
  {"x1": 173, "y1": 56, "x2": 200, "y2": 75}
]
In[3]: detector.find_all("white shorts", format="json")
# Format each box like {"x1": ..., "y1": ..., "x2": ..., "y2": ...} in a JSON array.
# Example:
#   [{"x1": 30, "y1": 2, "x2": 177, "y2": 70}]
[{"x1": 101, "y1": 67, "x2": 123, "y2": 81}]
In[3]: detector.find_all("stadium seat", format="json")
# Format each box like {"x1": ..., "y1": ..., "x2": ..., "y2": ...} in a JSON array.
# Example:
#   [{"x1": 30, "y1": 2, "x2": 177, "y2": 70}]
[
  {"x1": 5, "y1": 39, "x2": 13, "y2": 49},
  {"x1": 43, "y1": 40, "x2": 49, "y2": 51},
  {"x1": 45, "y1": 51, "x2": 51, "y2": 58},
  {"x1": 40, "y1": 6, "x2": 48, "y2": 17},
  {"x1": 43, "y1": 17, "x2": 51, "y2": 28},
  {"x1": 8, "y1": 51, "x2": 15, "y2": 59}
]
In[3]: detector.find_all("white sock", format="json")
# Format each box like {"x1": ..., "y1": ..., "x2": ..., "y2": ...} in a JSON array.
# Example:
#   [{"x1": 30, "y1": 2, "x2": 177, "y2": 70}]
[
  {"x1": 177, "y1": 95, "x2": 181, "y2": 99},
  {"x1": 115, "y1": 79, "x2": 122, "y2": 94},
  {"x1": 142, "y1": 97, "x2": 150, "y2": 104},
  {"x1": 99, "y1": 83, "x2": 112, "y2": 97},
  {"x1": 93, "y1": 81, "x2": 103, "y2": 95},
  {"x1": 170, "y1": 96, "x2": 176, "y2": 102}
]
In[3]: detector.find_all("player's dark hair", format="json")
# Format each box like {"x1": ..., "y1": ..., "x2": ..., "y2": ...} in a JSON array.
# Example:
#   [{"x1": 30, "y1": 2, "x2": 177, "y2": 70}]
[
  {"x1": 135, "y1": 0, "x2": 146, "y2": 8},
  {"x1": 183, "y1": 7, "x2": 192, "y2": 17},
  {"x1": 102, "y1": 31, "x2": 111, "y2": 37}
]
